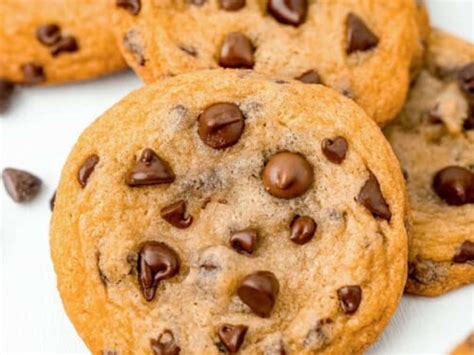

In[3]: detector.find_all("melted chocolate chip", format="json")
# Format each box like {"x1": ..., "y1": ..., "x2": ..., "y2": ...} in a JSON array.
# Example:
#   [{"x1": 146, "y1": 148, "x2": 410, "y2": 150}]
[
  {"x1": 295, "y1": 70, "x2": 320, "y2": 84},
  {"x1": 123, "y1": 30, "x2": 146, "y2": 66},
  {"x1": 50, "y1": 36, "x2": 78, "y2": 56},
  {"x1": 77, "y1": 154, "x2": 99, "y2": 188},
  {"x1": 321, "y1": 137, "x2": 348, "y2": 164},
  {"x1": 346, "y1": 13, "x2": 379, "y2": 54},
  {"x1": 290, "y1": 215, "x2": 317, "y2": 245},
  {"x1": 50, "y1": 190, "x2": 56, "y2": 211},
  {"x1": 138, "y1": 241, "x2": 180, "y2": 301},
  {"x1": 219, "y1": 0, "x2": 246, "y2": 11},
  {"x1": 262, "y1": 152, "x2": 314, "y2": 199},
  {"x1": 452, "y1": 241, "x2": 474, "y2": 263},
  {"x1": 237, "y1": 271, "x2": 279, "y2": 318},
  {"x1": 0, "y1": 78, "x2": 15, "y2": 113},
  {"x1": 337, "y1": 285, "x2": 362, "y2": 314},
  {"x1": 219, "y1": 33, "x2": 254, "y2": 69},
  {"x1": 126, "y1": 149, "x2": 175, "y2": 187},
  {"x1": 433, "y1": 166, "x2": 474, "y2": 206},
  {"x1": 160, "y1": 200, "x2": 193, "y2": 229},
  {"x1": 116, "y1": 0, "x2": 141, "y2": 15},
  {"x1": 151, "y1": 330, "x2": 181, "y2": 355},
  {"x1": 357, "y1": 171, "x2": 391, "y2": 221},
  {"x1": 230, "y1": 229, "x2": 258, "y2": 255},
  {"x1": 267, "y1": 0, "x2": 307, "y2": 26},
  {"x1": 458, "y1": 62, "x2": 474, "y2": 98},
  {"x1": 21, "y1": 63, "x2": 45, "y2": 85},
  {"x1": 36, "y1": 24, "x2": 61, "y2": 46},
  {"x1": 217, "y1": 324, "x2": 248, "y2": 353},
  {"x1": 2, "y1": 168, "x2": 42, "y2": 203},
  {"x1": 198, "y1": 102, "x2": 245, "y2": 149}
]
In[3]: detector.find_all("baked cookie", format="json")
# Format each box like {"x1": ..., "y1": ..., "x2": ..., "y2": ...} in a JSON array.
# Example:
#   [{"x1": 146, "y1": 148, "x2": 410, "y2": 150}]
[
  {"x1": 111, "y1": 0, "x2": 426, "y2": 125},
  {"x1": 451, "y1": 332, "x2": 474, "y2": 355},
  {"x1": 0, "y1": 0, "x2": 127, "y2": 86},
  {"x1": 51, "y1": 70, "x2": 407, "y2": 353},
  {"x1": 384, "y1": 29, "x2": 474, "y2": 296}
]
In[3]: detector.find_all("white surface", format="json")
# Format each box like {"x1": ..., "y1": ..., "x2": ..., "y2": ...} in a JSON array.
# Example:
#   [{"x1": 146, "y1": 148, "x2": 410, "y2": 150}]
[{"x1": 1, "y1": 1, "x2": 473, "y2": 353}]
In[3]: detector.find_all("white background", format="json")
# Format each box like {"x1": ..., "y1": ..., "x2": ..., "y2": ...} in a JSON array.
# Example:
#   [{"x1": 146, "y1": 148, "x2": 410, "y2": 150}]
[{"x1": 1, "y1": 1, "x2": 473, "y2": 354}]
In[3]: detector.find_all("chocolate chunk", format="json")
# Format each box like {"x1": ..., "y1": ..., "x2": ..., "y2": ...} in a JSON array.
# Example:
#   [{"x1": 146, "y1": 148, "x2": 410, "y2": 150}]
[
  {"x1": 138, "y1": 241, "x2": 180, "y2": 301},
  {"x1": 267, "y1": 0, "x2": 307, "y2": 26},
  {"x1": 36, "y1": 24, "x2": 61, "y2": 46},
  {"x1": 123, "y1": 30, "x2": 146, "y2": 66},
  {"x1": 337, "y1": 285, "x2": 362, "y2": 314},
  {"x1": 433, "y1": 166, "x2": 474, "y2": 206},
  {"x1": 160, "y1": 200, "x2": 193, "y2": 229},
  {"x1": 321, "y1": 136, "x2": 348, "y2": 164},
  {"x1": 290, "y1": 215, "x2": 316, "y2": 245},
  {"x1": 295, "y1": 70, "x2": 320, "y2": 84},
  {"x1": 0, "y1": 78, "x2": 15, "y2": 113},
  {"x1": 126, "y1": 149, "x2": 175, "y2": 187},
  {"x1": 357, "y1": 171, "x2": 391, "y2": 221},
  {"x1": 219, "y1": 33, "x2": 254, "y2": 69},
  {"x1": 50, "y1": 190, "x2": 56, "y2": 211},
  {"x1": 50, "y1": 36, "x2": 79, "y2": 56},
  {"x1": 116, "y1": 0, "x2": 141, "y2": 15},
  {"x1": 452, "y1": 241, "x2": 474, "y2": 263},
  {"x1": 151, "y1": 329, "x2": 181, "y2": 355},
  {"x1": 262, "y1": 152, "x2": 314, "y2": 199},
  {"x1": 230, "y1": 229, "x2": 258, "y2": 255},
  {"x1": 217, "y1": 324, "x2": 248, "y2": 353},
  {"x1": 237, "y1": 271, "x2": 279, "y2": 317},
  {"x1": 21, "y1": 63, "x2": 45, "y2": 85},
  {"x1": 2, "y1": 168, "x2": 42, "y2": 203},
  {"x1": 458, "y1": 62, "x2": 474, "y2": 97},
  {"x1": 198, "y1": 102, "x2": 245, "y2": 149},
  {"x1": 77, "y1": 154, "x2": 99, "y2": 188},
  {"x1": 219, "y1": 0, "x2": 245, "y2": 11},
  {"x1": 346, "y1": 13, "x2": 379, "y2": 54}
]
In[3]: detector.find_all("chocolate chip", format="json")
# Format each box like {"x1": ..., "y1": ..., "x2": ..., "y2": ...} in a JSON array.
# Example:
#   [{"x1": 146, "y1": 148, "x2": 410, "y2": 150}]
[
  {"x1": 237, "y1": 271, "x2": 279, "y2": 318},
  {"x1": 346, "y1": 13, "x2": 379, "y2": 54},
  {"x1": 290, "y1": 215, "x2": 316, "y2": 245},
  {"x1": 337, "y1": 285, "x2": 362, "y2": 314},
  {"x1": 321, "y1": 136, "x2": 348, "y2": 164},
  {"x1": 295, "y1": 70, "x2": 320, "y2": 84},
  {"x1": 50, "y1": 36, "x2": 78, "y2": 56},
  {"x1": 219, "y1": 33, "x2": 254, "y2": 69},
  {"x1": 123, "y1": 30, "x2": 145, "y2": 66},
  {"x1": 116, "y1": 0, "x2": 141, "y2": 15},
  {"x1": 160, "y1": 200, "x2": 193, "y2": 229},
  {"x1": 21, "y1": 63, "x2": 45, "y2": 85},
  {"x1": 453, "y1": 241, "x2": 474, "y2": 263},
  {"x1": 36, "y1": 24, "x2": 61, "y2": 46},
  {"x1": 77, "y1": 154, "x2": 99, "y2": 188},
  {"x1": 138, "y1": 241, "x2": 180, "y2": 301},
  {"x1": 267, "y1": 0, "x2": 307, "y2": 26},
  {"x1": 2, "y1": 168, "x2": 42, "y2": 203},
  {"x1": 198, "y1": 102, "x2": 245, "y2": 149},
  {"x1": 458, "y1": 62, "x2": 474, "y2": 98},
  {"x1": 151, "y1": 329, "x2": 181, "y2": 355},
  {"x1": 217, "y1": 324, "x2": 248, "y2": 353},
  {"x1": 262, "y1": 152, "x2": 314, "y2": 199},
  {"x1": 126, "y1": 149, "x2": 175, "y2": 187},
  {"x1": 230, "y1": 229, "x2": 258, "y2": 255},
  {"x1": 219, "y1": 0, "x2": 245, "y2": 11},
  {"x1": 432, "y1": 166, "x2": 474, "y2": 206},
  {"x1": 464, "y1": 111, "x2": 474, "y2": 130},
  {"x1": 357, "y1": 171, "x2": 391, "y2": 221},
  {"x1": 50, "y1": 190, "x2": 56, "y2": 211},
  {"x1": 0, "y1": 78, "x2": 15, "y2": 113}
]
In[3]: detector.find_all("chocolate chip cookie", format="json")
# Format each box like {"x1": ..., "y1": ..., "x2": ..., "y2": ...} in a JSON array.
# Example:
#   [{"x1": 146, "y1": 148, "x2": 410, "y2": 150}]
[
  {"x1": 50, "y1": 70, "x2": 408, "y2": 353},
  {"x1": 384, "y1": 29, "x2": 474, "y2": 296},
  {"x1": 111, "y1": 0, "x2": 426, "y2": 125},
  {"x1": 451, "y1": 332, "x2": 474, "y2": 355},
  {"x1": 0, "y1": 0, "x2": 127, "y2": 86}
]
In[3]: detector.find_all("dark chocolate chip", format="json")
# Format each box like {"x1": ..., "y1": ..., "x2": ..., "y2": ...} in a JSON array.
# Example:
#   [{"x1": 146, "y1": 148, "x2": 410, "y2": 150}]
[
  {"x1": 262, "y1": 152, "x2": 314, "y2": 199},
  {"x1": 198, "y1": 102, "x2": 245, "y2": 149},
  {"x1": 290, "y1": 215, "x2": 316, "y2": 245},
  {"x1": 237, "y1": 271, "x2": 279, "y2": 318},
  {"x1": 151, "y1": 329, "x2": 181, "y2": 355},
  {"x1": 126, "y1": 148, "x2": 175, "y2": 187},
  {"x1": 219, "y1": 33, "x2": 254, "y2": 69},
  {"x1": 337, "y1": 285, "x2": 362, "y2": 314},
  {"x1": 321, "y1": 136, "x2": 348, "y2": 164},
  {"x1": 123, "y1": 30, "x2": 146, "y2": 65},
  {"x1": 77, "y1": 154, "x2": 99, "y2": 188},
  {"x1": 21, "y1": 63, "x2": 45, "y2": 85},
  {"x1": 0, "y1": 78, "x2": 15, "y2": 113},
  {"x1": 50, "y1": 190, "x2": 56, "y2": 211},
  {"x1": 160, "y1": 200, "x2": 193, "y2": 229},
  {"x1": 346, "y1": 13, "x2": 379, "y2": 54},
  {"x1": 295, "y1": 70, "x2": 320, "y2": 84},
  {"x1": 267, "y1": 0, "x2": 308, "y2": 26},
  {"x1": 452, "y1": 241, "x2": 474, "y2": 263},
  {"x1": 432, "y1": 166, "x2": 474, "y2": 206},
  {"x1": 50, "y1": 35, "x2": 79, "y2": 56},
  {"x1": 116, "y1": 0, "x2": 141, "y2": 15},
  {"x1": 2, "y1": 168, "x2": 42, "y2": 203},
  {"x1": 217, "y1": 324, "x2": 248, "y2": 353},
  {"x1": 230, "y1": 229, "x2": 258, "y2": 255},
  {"x1": 219, "y1": 0, "x2": 246, "y2": 11},
  {"x1": 458, "y1": 62, "x2": 474, "y2": 98},
  {"x1": 357, "y1": 171, "x2": 391, "y2": 221},
  {"x1": 36, "y1": 24, "x2": 61, "y2": 46},
  {"x1": 138, "y1": 241, "x2": 180, "y2": 301}
]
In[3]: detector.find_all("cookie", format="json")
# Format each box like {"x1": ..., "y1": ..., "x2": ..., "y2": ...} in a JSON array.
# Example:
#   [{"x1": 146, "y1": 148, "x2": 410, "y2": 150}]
[
  {"x1": 384, "y1": 29, "x2": 474, "y2": 296},
  {"x1": 0, "y1": 0, "x2": 127, "y2": 86},
  {"x1": 111, "y1": 0, "x2": 426, "y2": 125},
  {"x1": 50, "y1": 69, "x2": 408, "y2": 353},
  {"x1": 451, "y1": 333, "x2": 474, "y2": 355}
]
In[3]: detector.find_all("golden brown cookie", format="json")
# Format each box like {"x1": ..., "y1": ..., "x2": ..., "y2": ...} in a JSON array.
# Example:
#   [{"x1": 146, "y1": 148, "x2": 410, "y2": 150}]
[{"x1": 451, "y1": 332, "x2": 474, "y2": 355}]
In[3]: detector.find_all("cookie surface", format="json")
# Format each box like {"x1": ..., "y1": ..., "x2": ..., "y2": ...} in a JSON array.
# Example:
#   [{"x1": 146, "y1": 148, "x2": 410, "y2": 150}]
[
  {"x1": 384, "y1": 29, "x2": 474, "y2": 296},
  {"x1": 51, "y1": 70, "x2": 407, "y2": 353},
  {"x1": 0, "y1": 0, "x2": 127, "y2": 85},
  {"x1": 111, "y1": 0, "x2": 426, "y2": 125}
]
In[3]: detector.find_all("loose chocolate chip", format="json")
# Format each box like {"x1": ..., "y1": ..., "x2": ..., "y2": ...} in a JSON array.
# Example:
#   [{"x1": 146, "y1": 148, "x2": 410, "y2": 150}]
[
  {"x1": 116, "y1": 0, "x2": 141, "y2": 15},
  {"x1": 230, "y1": 229, "x2": 258, "y2": 255},
  {"x1": 357, "y1": 171, "x2": 391, "y2": 221},
  {"x1": 123, "y1": 30, "x2": 146, "y2": 66},
  {"x1": 138, "y1": 241, "x2": 180, "y2": 301},
  {"x1": 237, "y1": 271, "x2": 279, "y2": 318},
  {"x1": 262, "y1": 152, "x2": 314, "y2": 199},
  {"x1": 290, "y1": 215, "x2": 316, "y2": 245},
  {"x1": 198, "y1": 102, "x2": 245, "y2": 149},
  {"x1": 217, "y1": 324, "x2": 248, "y2": 353},
  {"x1": 50, "y1": 36, "x2": 79, "y2": 56},
  {"x1": 432, "y1": 166, "x2": 474, "y2": 206},
  {"x1": 452, "y1": 241, "x2": 474, "y2": 263},
  {"x1": 295, "y1": 70, "x2": 320, "y2": 84},
  {"x1": 151, "y1": 330, "x2": 181, "y2": 355},
  {"x1": 346, "y1": 13, "x2": 379, "y2": 54},
  {"x1": 126, "y1": 149, "x2": 175, "y2": 187},
  {"x1": 36, "y1": 24, "x2": 61, "y2": 46},
  {"x1": 458, "y1": 62, "x2": 474, "y2": 97},
  {"x1": 0, "y1": 78, "x2": 15, "y2": 113},
  {"x1": 219, "y1": 33, "x2": 254, "y2": 69},
  {"x1": 21, "y1": 63, "x2": 45, "y2": 85},
  {"x1": 2, "y1": 168, "x2": 42, "y2": 203},
  {"x1": 160, "y1": 200, "x2": 193, "y2": 229},
  {"x1": 337, "y1": 285, "x2": 362, "y2": 314},
  {"x1": 267, "y1": 0, "x2": 307, "y2": 26},
  {"x1": 50, "y1": 190, "x2": 56, "y2": 211},
  {"x1": 321, "y1": 136, "x2": 348, "y2": 164},
  {"x1": 77, "y1": 154, "x2": 99, "y2": 188},
  {"x1": 219, "y1": 0, "x2": 245, "y2": 11}
]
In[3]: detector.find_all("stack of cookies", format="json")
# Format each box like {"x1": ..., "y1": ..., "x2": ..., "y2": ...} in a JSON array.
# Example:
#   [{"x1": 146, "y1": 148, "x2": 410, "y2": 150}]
[{"x1": 1, "y1": 0, "x2": 472, "y2": 353}]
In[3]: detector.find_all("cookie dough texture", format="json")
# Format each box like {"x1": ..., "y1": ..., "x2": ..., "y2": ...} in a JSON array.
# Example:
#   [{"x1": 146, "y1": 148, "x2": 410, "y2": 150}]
[
  {"x1": 51, "y1": 70, "x2": 407, "y2": 354},
  {"x1": 111, "y1": 0, "x2": 427, "y2": 125},
  {"x1": 0, "y1": 0, "x2": 127, "y2": 85},
  {"x1": 384, "y1": 29, "x2": 474, "y2": 296}
]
